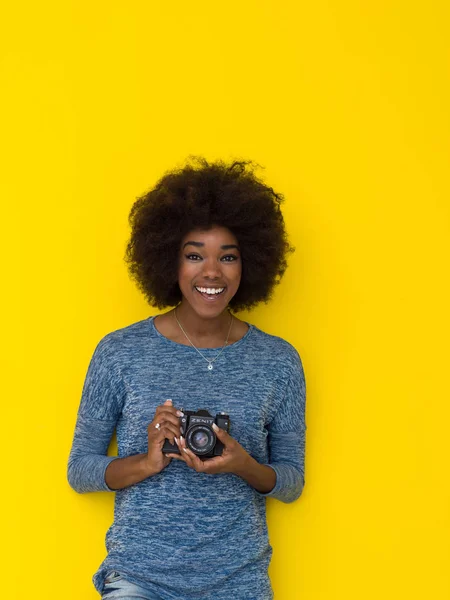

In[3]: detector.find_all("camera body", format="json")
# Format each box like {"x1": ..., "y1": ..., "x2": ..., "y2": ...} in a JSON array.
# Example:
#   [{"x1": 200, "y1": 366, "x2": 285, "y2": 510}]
[{"x1": 162, "y1": 409, "x2": 230, "y2": 459}]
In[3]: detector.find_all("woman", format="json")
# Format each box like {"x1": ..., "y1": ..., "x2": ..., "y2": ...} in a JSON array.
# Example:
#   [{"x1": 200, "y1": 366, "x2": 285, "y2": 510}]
[{"x1": 68, "y1": 158, "x2": 307, "y2": 600}]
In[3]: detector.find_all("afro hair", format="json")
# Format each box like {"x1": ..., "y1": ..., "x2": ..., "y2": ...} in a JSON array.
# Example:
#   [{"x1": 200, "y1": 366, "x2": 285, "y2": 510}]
[{"x1": 124, "y1": 157, "x2": 294, "y2": 311}]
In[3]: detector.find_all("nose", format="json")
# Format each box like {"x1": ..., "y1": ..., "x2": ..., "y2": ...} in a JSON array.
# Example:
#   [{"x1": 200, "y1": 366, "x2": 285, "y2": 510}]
[{"x1": 201, "y1": 257, "x2": 222, "y2": 280}]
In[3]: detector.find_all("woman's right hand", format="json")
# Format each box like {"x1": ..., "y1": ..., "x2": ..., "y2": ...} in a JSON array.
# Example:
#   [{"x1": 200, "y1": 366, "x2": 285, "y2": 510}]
[{"x1": 146, "y1": 399, "x2": 183, "y2": 475}]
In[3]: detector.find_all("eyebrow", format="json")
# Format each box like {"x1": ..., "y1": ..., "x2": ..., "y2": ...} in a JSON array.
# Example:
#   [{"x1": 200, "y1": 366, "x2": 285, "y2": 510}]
[{"x1": 183, "y1": 241, "x2": 240, "y2": 250}]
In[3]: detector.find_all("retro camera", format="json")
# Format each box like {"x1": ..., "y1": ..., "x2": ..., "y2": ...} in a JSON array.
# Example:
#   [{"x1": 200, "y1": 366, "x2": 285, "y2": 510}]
[{"x1": 162, "y1": 409, "x2": 230, "y2": 459}]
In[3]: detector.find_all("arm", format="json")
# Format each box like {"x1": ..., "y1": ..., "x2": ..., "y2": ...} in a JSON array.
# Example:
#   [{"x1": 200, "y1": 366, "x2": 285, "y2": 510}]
[
  {"x1": 68, "y1": 342, "x2": 182, "y2": 492},
  {"x1": 104, "y1": 399, "x2": 184, "y2": 490},
  {"x1": 169, "y1": 350, "x2": 306, "y2": 502},
  {"x1": 68, "y1": 412, "x2": 156, "y2": 492},
  {"x1": 253, "y1": 350, "x2": 307, "y2": 503},
  {"x1": 104, "y1": 453, "x2": 154, "y2": 490},
  {"x1": 168, "y1": 428, "x2": 278, "y2": 492},
  {"x1": 67, "y1": 335, "x2": 126, "y2": 493},
  {"x1": 233, "y1": 456, "x2": 277, "y2": 494}
]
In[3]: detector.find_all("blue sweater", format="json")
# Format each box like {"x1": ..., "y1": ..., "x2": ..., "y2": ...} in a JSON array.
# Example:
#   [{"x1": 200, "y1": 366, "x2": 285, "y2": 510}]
[{"x1": 67, "y1": 316, "x2": 306, "y2": 600}]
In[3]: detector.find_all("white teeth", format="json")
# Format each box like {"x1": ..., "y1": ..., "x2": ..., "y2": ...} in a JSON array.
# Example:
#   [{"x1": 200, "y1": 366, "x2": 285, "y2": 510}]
[{"x1": 195, "y1": 286, "x2": 225, "y2": 295}]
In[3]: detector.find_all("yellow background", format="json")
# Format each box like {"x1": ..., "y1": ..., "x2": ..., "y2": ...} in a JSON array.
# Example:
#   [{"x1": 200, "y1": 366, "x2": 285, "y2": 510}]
[{"x1": 2, "y1": 1, "x2": 449, "y2": 598}]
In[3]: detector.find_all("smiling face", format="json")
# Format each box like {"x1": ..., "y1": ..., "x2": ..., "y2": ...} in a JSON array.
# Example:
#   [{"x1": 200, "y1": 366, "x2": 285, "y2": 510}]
[{"x1": 177, "y1": 226, "x2": 242, "y2": 319}]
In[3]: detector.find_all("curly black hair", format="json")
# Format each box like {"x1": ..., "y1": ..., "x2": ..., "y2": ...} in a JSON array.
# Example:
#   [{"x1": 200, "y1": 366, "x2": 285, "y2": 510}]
[{"x1": 124, "y1": 157, "x2": 294, "y2": 311}]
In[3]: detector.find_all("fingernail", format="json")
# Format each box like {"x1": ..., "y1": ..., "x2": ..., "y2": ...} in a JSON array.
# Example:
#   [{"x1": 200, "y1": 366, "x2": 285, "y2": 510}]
[
  {"x1": 165, "y1": 399, "x2": 173, "y2": 404},
  {"x1": 180, "y1": 435, "x2": 184, "y2": 442},
  {"x1": 176, "y1": 410, "x2": 184, "y2": 417},
  {"x1": 174, "y1": 437, "x2": 179, "y2": 445},
  {"x1": 212, "y1": 423, "x2": 219, "y2": 431},
  {"x1": 183, "y1": 448, "x2": 189, "y2": 453}
]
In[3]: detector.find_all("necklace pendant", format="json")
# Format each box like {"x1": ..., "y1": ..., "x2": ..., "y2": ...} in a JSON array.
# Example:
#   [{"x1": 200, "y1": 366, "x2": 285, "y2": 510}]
[{"x1": 207, "y1": 364, "x2": 214, "y2": 371}]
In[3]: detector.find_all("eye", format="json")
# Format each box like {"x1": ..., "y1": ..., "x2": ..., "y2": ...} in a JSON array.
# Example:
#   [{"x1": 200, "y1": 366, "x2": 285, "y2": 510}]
[
  {"x1": 221, "y1": 254, "x2": 239, "y2": 262},
  {"x1": 185, "y1": 253, "x2": 202, "y2": 261}
]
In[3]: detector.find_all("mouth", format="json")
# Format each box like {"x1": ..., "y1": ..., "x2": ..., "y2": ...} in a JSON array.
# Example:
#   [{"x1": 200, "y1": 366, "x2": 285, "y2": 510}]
[{"x1": 194, "y1": 286, "x2": 226, "y2": 301}]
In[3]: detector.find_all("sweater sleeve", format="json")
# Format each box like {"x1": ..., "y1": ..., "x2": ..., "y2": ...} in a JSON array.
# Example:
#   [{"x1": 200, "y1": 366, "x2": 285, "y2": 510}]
[
  {"x1": 255, "y1": 349, "x2": 307, "y2": 503},
  {"x1": 67, "y1": 335, "x2": 125, "y2": 493}
]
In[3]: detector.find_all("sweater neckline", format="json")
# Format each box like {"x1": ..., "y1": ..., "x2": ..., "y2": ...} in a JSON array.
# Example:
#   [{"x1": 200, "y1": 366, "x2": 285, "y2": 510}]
[{"x1": 147, "y1": 315, "x2": 254, "y2": 351}]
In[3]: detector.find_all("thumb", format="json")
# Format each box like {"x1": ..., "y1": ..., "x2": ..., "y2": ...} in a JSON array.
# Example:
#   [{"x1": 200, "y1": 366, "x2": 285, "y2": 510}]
[{"x1": 212, "y1": 423, "x2": 230, "y2": 441}]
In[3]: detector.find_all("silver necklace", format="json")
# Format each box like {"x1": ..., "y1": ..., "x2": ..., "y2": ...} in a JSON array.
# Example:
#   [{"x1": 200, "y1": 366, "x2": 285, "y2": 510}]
[{"x1": 174, "y1": 308, "x2": 233, "y2": 371}]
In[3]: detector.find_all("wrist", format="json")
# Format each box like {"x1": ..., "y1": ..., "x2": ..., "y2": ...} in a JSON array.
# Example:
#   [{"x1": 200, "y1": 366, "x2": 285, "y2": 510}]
[
  {"x1": 140, "y1": 454, "x2": 159, "y2": 478},
  {"x1": 233, "y1": 453, "x2": 257, "y2": 478},
  {"x1": 233, "y1": 455, "x2": 276, "y2": 494}
]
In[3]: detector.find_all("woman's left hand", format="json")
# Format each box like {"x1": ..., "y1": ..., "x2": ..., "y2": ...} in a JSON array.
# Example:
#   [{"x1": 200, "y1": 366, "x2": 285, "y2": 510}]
[{"x1": 166, "y1": 424, "x2": 251, "y2": 475}]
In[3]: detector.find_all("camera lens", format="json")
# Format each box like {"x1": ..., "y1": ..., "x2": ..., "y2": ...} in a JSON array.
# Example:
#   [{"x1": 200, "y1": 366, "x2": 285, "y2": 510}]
[
  {"x1": 187, "y1": 425, "x2": 215, "y2": 455},
  {"x1": 192, "y1": 430, "x2": 209, "y2": 448}
]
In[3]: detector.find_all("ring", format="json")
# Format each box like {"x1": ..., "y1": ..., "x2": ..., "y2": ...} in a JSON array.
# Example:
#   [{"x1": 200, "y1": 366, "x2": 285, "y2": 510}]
[{"x1": 155, "y1": 423, "x2": 161, "y2": 430}]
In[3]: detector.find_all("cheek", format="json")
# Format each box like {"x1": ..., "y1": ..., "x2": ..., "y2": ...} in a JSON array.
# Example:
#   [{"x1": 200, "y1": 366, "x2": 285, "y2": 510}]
[
  {"x1": 177, "y1": 263, "x2": 202, "y2": 295},
  {"x1": 178, "y1": 261, "x2": 197, "y2": 282}
]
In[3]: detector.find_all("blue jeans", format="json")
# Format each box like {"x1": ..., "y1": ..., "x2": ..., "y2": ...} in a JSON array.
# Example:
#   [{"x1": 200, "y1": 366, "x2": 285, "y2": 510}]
[{"x1": 101, "y1": 571, "x2": 163, "y2": 600}]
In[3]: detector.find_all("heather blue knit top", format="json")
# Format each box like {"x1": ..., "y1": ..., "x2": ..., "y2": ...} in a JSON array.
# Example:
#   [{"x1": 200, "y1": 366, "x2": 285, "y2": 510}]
[{"x1": 67, "y1": 316, "x2": 306, "y2": 600}]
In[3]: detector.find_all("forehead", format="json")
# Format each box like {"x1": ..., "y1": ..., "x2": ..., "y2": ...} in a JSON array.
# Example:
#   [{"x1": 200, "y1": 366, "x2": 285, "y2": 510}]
[{"x1": 180, "y1": 226, "x2": 239, "y2": 247}]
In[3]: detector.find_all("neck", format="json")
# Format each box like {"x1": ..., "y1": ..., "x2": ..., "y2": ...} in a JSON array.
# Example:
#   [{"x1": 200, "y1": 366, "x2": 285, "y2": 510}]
[{"x1": 174, "y1": 301, "x2": 232, "y2": 341}]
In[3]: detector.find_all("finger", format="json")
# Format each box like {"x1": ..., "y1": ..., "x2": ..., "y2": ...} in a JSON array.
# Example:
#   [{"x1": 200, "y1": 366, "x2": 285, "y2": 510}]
[
  {"x1": 156, "y1": 409, "x2": 184, "y2": 422},
  {"x1": 156, "y1": 398, "x2": 175, "y2": 414},
  {"x1": 168, "y1": 438, "x2": 189, "y2": 461},
  {"x1": 152, "y1": 413, "x2": 182, "y2": 433},
  {"x1": 184, "y1": 448, "x2": 206, "y2": 472},
  {"x1": 198, "y1": 456, "x2": 225, "y2": 474},
  {"x1": 154, "y1": 409, "x2": 184, "y2": 432},
  {"x1": 149, "y1": 420, "x2": 179, "y2": 436},
  {"x1": 150, "y1": 415, "x2": 182, "y2": 437},
  {"x1": 155, "y1": 403, "x2": 179, "y2": 414},
  {"x1": 178, "y1": 436, "x2": 196, "y2": 468},
  {"x1": 179, "y1": 437, "x2": 205, "y2": 472},
  {"x1": 148, "y1": 423, "x2": 179, "y2": 445},
  {"x1": 165, "y1": 453, "x2": 185, "y2": 461},
  {"x1": 197, "y1": 460, "x2": 215, "y2": 474},
  {"x1": 148, "y1": 421, "x2": 163, "y2": 436},
  {"x1": 159, "y1": 424, "x2": 180, "y2": 444},
  {"x1": 212, "y1": 423, "x2": 232, "y2": 444},
  {"x1": 156, "y1": 401, "x2": 184, "y2": 416},
  {"x1": 182, "y1": 448, "x2": 196, "y2": 469}
]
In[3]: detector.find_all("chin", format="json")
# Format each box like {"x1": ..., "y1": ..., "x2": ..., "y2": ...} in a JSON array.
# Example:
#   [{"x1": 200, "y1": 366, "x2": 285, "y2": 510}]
[
  {"x1": 185, "y1": 291, "x2": 232, "y2": 319},
  {"x1": 193, "y1": 303, "x2": 229, "y2": 320}
]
